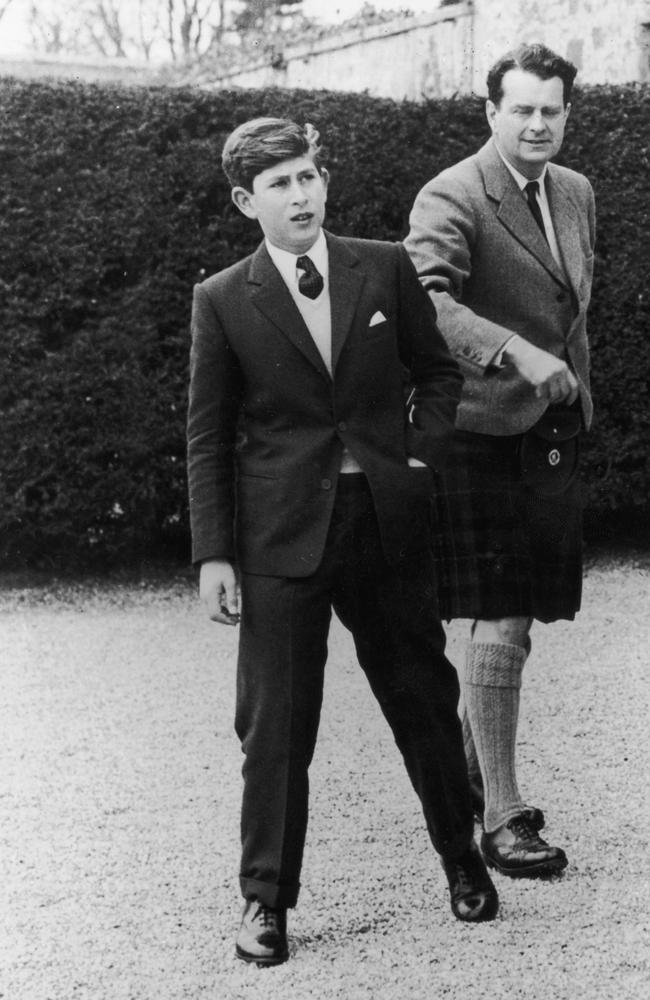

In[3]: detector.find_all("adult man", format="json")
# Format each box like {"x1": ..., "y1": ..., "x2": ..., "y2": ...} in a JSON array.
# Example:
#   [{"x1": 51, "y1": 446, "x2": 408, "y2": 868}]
[
  {"x1": 405, "y1": 43, "x2": 595, "y2": 877},
  {"x1": 187, "y1": 117, "x2": 498, "y2": 966}
]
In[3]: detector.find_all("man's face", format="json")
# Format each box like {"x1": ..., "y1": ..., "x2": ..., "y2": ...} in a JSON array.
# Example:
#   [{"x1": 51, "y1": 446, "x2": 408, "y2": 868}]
[
  {"x1": 486, "y1": 69, "x2": 570, "y2": 179},
  {"x1": 232, "y1": 154, "x2": 329, "y2": 255}
]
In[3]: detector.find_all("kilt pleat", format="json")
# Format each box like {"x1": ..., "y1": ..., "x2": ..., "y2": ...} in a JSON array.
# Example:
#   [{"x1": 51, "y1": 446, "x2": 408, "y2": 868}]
[{"x1": 432, "y1": 429, "x2": 583, "y2": 624}]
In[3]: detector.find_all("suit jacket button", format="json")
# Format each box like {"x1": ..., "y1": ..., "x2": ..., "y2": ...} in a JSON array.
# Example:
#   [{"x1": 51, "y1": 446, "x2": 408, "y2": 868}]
[
  {"x1": 337, "y1": 421, "x2": 347, "y2": 432},
  {"x1": 321, "y1": 478, "x2": 332, "y2": 490}
]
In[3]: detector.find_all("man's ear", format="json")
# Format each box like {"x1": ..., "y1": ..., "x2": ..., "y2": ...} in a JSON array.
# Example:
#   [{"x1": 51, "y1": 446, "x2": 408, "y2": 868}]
[
  {"x1": 231, "y1": 186, "x2": 257, "y2": 219},
  {"x1": 485, "y1": 99, "x2": 497, "y2": 132}
]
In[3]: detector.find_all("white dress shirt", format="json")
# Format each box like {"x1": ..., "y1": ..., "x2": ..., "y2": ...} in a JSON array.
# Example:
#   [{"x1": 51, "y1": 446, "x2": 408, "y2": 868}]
[
  {"x1": 265, "y1": 232, "x2": 362, "y2": 473},
  {"x1": 495, "y1": 149, "x2": 562, "y2": 266}
]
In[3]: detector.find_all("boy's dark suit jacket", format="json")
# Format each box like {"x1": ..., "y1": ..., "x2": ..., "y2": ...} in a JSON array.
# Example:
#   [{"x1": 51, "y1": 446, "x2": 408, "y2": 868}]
[{"x1": 187, "y1": 232, "x2": 463, "y2": 578}]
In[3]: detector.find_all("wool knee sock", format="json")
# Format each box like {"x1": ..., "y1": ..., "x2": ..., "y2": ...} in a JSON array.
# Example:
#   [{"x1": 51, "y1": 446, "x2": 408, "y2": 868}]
[
  {"x1": 460, "y1": 635, "x2": 532, "y2": 800},
  {"x1": 462, "y1": 641, "x2": 527, "y2": 833}
]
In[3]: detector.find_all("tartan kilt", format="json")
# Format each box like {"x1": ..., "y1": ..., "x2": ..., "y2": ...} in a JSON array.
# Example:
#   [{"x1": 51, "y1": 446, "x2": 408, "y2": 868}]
[{"x1": 432, "y1": 428, "x2": 584, "y2": 624}]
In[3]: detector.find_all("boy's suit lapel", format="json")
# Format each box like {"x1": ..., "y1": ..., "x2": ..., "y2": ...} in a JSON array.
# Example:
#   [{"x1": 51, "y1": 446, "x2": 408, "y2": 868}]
[
  {"x1": 246, "y1": 235, "x2": 367, "y2": 380},
  {"x1": 326, "y1": 234, "x2": 365, "y2": 373},
  {"x1": 247, "y1": 242, "x2": 330, "y2": 379}
]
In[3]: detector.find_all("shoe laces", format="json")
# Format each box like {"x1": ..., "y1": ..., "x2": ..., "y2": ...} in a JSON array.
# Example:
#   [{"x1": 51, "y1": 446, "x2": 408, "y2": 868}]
[
  {"x1": 453, "y1": 863, "x2": 475, "y2": 895},
  {"x1": 252, "y1": 903, "x2": 279, "y2": 928},
  {"x1": 447, "y1": 850, "x2": 479, "y2": 894},
  {"x1": 507, "y1": 814, "x2": 545, "y2": 847}
]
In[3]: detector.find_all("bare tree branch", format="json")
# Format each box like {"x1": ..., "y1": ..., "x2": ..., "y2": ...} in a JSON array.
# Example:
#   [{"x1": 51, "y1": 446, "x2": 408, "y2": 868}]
[
  {"x1": 136, "y1": 0, "x2": 160, "y2": 61},
  {"x1": 26, "y1": 0, "x2": 234, "y2": 64},
  {"x1": 167, "y1": 0, "x2": 176, "y2": 61},
  {"x1": 28, "y1": 1, "x2": 79, "y2": 55},
  {"x1": 0, "y1": 0, "x2": 16, "y2": 23},
  {"x1": 95, "y1": 1, "x2": 127, "y2": 57}
]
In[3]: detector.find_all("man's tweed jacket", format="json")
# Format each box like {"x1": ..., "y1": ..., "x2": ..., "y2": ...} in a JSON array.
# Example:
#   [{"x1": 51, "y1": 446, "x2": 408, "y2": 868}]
[{"x1": 404, "y1": 137, "x2": 595, "y2": 435}]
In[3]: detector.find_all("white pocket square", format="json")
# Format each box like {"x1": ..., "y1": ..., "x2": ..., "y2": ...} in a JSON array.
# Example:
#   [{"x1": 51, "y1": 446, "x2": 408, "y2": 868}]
[{"x1": 369, "y1": 310, "x2": 386, "y2": 327}]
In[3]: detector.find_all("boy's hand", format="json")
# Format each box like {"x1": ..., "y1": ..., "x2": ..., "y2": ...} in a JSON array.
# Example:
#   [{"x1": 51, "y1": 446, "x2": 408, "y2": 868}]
[{"x1": 199, "y1": 559, "x2": 240, "y2": 625}]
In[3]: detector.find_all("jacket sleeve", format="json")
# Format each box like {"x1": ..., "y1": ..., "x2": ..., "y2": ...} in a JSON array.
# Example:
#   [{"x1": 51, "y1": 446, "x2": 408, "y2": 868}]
[
  {"x1": 186, "y1": 281, "x2": 243, "y2": 565},
  {"x1": 394, "y1": 242, "x2": 464, "y2": 469},
  {"x1": 403, "y1": 176, "x2": 517, "y2": 368}
]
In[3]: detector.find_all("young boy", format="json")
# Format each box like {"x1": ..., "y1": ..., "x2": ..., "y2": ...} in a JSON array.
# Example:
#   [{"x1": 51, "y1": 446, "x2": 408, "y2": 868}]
[{"x1": 187, "y1": 117, "x2": 498, "y2": 966}]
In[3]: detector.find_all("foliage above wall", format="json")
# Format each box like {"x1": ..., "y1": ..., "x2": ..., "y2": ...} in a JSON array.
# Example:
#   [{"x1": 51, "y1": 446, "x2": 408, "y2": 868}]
[{"x1": 1, "y1": 77, "x2": 648, "y2": 568}]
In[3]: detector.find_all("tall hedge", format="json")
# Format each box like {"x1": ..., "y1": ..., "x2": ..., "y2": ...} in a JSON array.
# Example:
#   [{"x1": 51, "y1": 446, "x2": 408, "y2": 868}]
[{"x1": 0, "y1": 77, "x2": 648, "y2": 568}]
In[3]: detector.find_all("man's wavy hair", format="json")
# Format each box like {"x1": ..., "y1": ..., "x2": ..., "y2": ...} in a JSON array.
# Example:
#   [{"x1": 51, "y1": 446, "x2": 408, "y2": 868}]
[
  {"x1": 222, "y1": 117, "x2": 323, "y2": 191},
  {"x1": 487, "y1": 43, "x2": 578, "y2": 107}
]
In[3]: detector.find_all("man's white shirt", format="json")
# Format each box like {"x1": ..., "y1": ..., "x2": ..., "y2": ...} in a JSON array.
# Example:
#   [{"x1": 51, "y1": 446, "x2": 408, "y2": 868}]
[{"x1": 495, "y1": 148, "x2": 562, "y2": 266}]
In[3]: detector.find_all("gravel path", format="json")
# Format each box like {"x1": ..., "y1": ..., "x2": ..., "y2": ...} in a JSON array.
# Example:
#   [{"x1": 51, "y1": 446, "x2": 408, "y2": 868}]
[{"x1": 1, "y1": 553, "x2": 648, "y2": 1000}]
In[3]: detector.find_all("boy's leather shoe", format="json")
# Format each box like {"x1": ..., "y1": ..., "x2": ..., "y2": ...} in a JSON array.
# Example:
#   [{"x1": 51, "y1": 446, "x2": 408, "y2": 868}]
[
  {"x1": 481, "y1": 814, "x2": 568, "y2": 878},
  {"x1": 235, "y1": 900, "x2": 289, "y2": 966},
  {"x1": 441, "y1": 840, "x2": 499, "y2": 922}
]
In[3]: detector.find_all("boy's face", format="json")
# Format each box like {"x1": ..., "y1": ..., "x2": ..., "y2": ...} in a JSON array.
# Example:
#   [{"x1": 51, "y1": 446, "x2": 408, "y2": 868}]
[{"x1": 232, "y1": 154, "x2": 329, "y2": 255}]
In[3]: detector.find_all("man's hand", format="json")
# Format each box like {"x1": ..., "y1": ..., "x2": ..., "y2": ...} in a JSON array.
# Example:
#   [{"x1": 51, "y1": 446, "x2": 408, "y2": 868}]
[
  {"x1": 503, "y1": 335, "x2": 579, "y2": 406},
  {"x1": 199, "y1": 559, "x2": 240, "y2": 625}
]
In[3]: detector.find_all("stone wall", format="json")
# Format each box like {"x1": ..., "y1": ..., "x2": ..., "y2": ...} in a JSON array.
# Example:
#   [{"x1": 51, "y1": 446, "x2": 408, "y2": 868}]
[
  {"x1": 3, "y1": 1, "x2": 648, "y2": 98},
  {"x1": 0, "y1": 55, "x2": 155, "y2": 86},
  {"x1": 211, "y1": 5, "x2": 475, "y2": 101},
  {"x1": 205, "y1": 0, "x2": 650, "y2": 99},
  {"x1": 470, "y1": 0, "x2": 650, "y2": 93}
]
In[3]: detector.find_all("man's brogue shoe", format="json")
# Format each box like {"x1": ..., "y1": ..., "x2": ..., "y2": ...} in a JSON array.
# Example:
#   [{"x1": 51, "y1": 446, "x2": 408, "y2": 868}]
[
  {"x1": 520, "y1": 805, "x2": 545, "y2": 831},
  {"x1": 481, "y1": 814, "x2": 568, "y2": 878},
  {"x1": 235, "y1": 899, "x2": 289, "y2": 966},
  {"x1": 470, "y1": 783, "x2": 545, "y2": 831},
  {"x1": 442, "y1": 840, "x2": 499, "y2": 922}
]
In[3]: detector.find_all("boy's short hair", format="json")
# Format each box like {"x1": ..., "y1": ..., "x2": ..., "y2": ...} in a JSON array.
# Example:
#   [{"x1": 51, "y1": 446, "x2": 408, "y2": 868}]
[
  {"x1": 222, "y1": 117, "x2": 323, "y2": 190},
  {"x1": 487, "y1": 43, "x2": 577, "y2": 106}
]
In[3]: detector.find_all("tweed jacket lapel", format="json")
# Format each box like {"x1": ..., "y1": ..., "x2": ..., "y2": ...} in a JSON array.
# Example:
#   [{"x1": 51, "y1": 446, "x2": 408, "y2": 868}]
[
  {"x1": 546, "y1": 166, "x2": 584, "y2": 299},
  {"x1": 479, "y1": 139, "x2": 568, "y2": 288},
  {"x1": 246, "y1": 241, "x2": 330, "y2": 380},
  {"x1": 325, "y1": 233, "x2": 366, "y2": 374}
]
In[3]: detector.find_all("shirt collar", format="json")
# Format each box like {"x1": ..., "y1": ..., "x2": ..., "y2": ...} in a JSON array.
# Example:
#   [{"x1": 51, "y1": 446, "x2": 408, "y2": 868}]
[
  {"x1": 494, "y1": 143, "x2": 548, "y2": 192},
  {"x1": 265, "y1": 229, "x2": 328, "y2": 287}
]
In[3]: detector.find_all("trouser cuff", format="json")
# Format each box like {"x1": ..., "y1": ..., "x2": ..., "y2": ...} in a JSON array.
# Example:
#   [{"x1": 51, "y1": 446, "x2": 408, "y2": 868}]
[{"x1": 240, "y1": 875, "x2": 300, "y2": 910}]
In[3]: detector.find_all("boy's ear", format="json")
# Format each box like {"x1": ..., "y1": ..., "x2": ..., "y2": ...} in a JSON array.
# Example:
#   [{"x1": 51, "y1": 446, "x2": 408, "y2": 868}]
[
  {"x1": 321, "y1": 167, "x2": 330, "y2": 191},
  {"x1": 231, "y1": 186, "x2": 257, "y2": 219}
]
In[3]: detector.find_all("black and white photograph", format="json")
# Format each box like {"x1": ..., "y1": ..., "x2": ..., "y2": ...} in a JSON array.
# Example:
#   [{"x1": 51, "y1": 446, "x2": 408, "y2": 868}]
[{"x1": 1, "y1": 1, "x2": 648, "y2": 998}]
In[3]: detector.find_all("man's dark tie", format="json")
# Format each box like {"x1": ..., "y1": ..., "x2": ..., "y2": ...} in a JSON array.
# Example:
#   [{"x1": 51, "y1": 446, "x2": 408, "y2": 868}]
[
  {"x1": 524, "y1": 180, "x2": 548, "y2": 242},
  {"x1": 296, "y1": 255, "x2": 323, "y2": 299}
]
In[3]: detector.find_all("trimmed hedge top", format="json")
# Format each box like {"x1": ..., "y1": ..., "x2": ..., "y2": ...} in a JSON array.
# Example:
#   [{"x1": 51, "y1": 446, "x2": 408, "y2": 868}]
[{"x1": 1, "y1": 78, "x2": 649, "y2": 568}]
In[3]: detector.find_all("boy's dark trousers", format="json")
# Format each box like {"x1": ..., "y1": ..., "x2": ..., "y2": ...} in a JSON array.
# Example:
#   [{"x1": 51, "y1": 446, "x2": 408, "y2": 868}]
[{"x1": 234, "y1": 473, "x2": 474, "y2": 909}]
